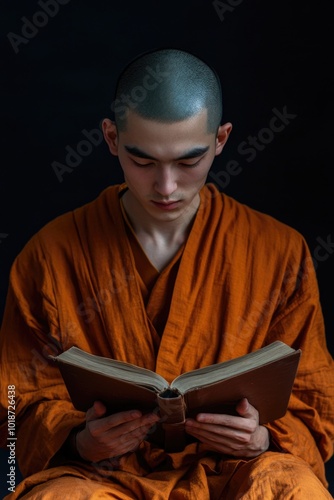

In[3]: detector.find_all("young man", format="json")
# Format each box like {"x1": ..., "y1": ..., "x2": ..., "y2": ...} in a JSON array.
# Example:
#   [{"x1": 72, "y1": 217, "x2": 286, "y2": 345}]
[{"x1": 0, "y1": 48, "x2": 333, "y2": 499}]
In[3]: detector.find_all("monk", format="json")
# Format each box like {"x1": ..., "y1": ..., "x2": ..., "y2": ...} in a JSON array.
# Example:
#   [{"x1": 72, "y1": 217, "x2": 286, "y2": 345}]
[{"x1": 0, "y1": 48, "x2": 333, "y2": 499}]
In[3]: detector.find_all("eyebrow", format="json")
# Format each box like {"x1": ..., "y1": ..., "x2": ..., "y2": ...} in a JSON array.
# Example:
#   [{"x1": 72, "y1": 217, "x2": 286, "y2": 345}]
[{"x1": 124, "y1": 145, "x2": 210, "y2": 161}]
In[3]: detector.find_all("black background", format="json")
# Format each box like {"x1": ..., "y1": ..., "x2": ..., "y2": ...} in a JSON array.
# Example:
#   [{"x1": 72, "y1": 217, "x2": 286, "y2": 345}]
[
  {"x1": 0, "y1": 0, "x2": 333, "y2": 495},
  {"x1": 1, "y1": 1, "x2": 333, "y2": 353}
]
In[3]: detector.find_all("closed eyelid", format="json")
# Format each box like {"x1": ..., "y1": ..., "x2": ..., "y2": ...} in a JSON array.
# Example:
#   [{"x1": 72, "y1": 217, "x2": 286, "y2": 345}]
[
  {"x1": 131, "y1": 156, "x2": 205, "y2": 168},
  {"x1": 125, "y1": 145, "x2": 210, "y2": 162},
  {"x1": 179, "y1": 154, "x2": 207, "y2": 165},
  {"x1": 131, "y1": 159, "x2": 154, "y2": 166}
]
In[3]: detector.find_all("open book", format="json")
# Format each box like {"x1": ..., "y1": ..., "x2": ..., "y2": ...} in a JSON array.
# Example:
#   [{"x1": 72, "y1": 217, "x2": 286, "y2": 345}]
[{"x1": 51, "y1": 341, "x2": 301, "y2": 452}]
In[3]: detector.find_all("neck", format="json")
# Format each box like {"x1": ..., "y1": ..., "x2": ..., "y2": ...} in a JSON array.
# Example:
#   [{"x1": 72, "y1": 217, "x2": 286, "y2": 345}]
[{"x1": 121, "y1": 190, "x2": 200, "y2": 246}]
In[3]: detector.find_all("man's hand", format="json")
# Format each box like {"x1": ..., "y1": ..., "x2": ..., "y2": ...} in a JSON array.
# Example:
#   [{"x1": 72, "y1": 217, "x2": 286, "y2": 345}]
[
  {"x1": 185, "y1": 398, "x2": 270, "y2": 458},
  {"x1": 76, "y1": 401, "x2": 160, "y2": 462}
]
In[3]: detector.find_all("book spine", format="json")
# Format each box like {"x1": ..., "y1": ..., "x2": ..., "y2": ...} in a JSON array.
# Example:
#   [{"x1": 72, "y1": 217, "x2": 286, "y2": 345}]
[{"x1": 157, "y1": 393, "x2": 186, "y2": 452}]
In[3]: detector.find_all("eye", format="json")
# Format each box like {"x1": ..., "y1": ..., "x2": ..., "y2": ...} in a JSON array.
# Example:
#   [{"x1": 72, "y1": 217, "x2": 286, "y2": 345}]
[
  {"x1": 132, "y1": 159, "x2": 154, "y2": 167},
  {"x1": 179, "y1": 158, "x2": 202, "y2": 168}
]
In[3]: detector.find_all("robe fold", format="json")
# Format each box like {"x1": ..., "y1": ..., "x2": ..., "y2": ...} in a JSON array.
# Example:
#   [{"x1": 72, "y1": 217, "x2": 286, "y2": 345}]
[{"x1": 0, "y1": 183, "x2": 333, "y2": 499}]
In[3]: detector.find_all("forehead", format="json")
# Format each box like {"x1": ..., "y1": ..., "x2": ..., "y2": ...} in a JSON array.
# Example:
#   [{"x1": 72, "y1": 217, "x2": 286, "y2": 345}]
[{"x1": 118, "y1": 109, "x2": 214, "y2": 159}]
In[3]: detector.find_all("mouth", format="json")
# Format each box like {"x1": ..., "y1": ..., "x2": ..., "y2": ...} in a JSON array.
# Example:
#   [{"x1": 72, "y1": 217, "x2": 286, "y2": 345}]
[{"x1": 151, "y1": 200, "x2": 181, "y2": 210}]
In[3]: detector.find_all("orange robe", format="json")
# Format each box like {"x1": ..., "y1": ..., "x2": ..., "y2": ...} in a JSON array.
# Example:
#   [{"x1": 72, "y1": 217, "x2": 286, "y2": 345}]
[{"x1": 0, "y1": 183, "x2": 333, "y2": 499}]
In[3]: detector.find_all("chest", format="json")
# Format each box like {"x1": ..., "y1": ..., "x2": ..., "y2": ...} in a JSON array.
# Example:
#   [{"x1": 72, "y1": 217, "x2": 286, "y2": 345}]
[{"x1": 137, "y1": 236, "x2": 185, "y2": 272}]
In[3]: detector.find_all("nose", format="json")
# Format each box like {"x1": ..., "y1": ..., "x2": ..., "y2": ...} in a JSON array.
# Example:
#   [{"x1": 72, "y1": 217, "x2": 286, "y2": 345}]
[{"x1": 154, "y1": 166, "x2": 177, "y2": 198}]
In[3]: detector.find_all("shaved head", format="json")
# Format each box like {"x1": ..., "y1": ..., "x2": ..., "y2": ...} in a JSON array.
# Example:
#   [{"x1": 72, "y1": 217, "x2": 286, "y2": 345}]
[{"x1": 112, "y1": 48, "x2": 223, "y2": 133}]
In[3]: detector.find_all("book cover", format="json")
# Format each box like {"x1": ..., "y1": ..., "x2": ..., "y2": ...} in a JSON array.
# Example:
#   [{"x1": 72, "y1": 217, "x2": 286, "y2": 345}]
[{"x1": 51, "y1": 341, "x2": 301, "y2": 451}]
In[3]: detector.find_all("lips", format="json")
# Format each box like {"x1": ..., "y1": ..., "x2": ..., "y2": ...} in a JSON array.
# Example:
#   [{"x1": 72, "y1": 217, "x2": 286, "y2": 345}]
[{"x1": 151, "y1": 200, "x2": 180, "y2": 210}]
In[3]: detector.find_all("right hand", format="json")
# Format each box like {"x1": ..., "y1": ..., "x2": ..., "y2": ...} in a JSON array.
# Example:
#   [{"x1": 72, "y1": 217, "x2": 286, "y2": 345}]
[{"x1": 76, "y1": 400, "x2": 160, "y2": 462}]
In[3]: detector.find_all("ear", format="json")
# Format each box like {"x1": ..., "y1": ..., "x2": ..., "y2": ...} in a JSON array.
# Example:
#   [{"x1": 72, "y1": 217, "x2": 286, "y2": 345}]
[
  {"x1": 215, "y1": 122, "x2": 232, "y2": 156},
  {"x1": 102, "y1": 118, "x2": 119, "y2": 156}
]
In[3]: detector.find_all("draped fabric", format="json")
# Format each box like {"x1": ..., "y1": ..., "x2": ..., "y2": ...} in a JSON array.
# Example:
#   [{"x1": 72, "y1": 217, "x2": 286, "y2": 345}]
[{"x1": 0, "y1": 183, "x2": 333, "y2": 499}]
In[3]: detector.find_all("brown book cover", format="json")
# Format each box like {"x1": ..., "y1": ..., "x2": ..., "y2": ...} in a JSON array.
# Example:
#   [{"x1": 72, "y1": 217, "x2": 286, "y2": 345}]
[{"x1": 50, "y1": 341, "x2": 301, "y2": 452}]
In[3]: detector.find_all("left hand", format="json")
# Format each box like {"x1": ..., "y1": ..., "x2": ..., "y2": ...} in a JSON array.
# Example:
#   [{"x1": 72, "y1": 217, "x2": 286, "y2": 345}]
[{"x1": 185, "y1": 398, "x2": 270, "y2": 458}]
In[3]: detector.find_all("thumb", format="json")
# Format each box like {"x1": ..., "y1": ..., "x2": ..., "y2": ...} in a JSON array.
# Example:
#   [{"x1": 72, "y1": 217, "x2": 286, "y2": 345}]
[
  {"x1": 236, "y1": 398, "x2": 258, "y2": 420},
  {"x1": 86, "y1": 400, "x2": 107, "y2": 422}
]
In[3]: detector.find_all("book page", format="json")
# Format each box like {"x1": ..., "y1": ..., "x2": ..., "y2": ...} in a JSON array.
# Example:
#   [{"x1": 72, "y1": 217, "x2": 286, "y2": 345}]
[
  {"x1": 54, "y1": 347, "x2": 169, "y2": 392},
  {"x1": 170, "y1": 341, "x2": 296, "y2": 393}
]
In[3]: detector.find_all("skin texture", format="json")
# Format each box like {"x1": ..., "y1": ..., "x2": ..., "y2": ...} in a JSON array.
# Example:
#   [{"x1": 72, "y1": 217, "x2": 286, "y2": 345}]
[
  {"x1": 75, "y1": 109, "x2": 270, "y2": 462},
  {"x1": 113, "y1": 48, "x2": 222, "y2": 133},
  {"x1": 103, "y1": 109, "x2": 230, "y2": 270}
]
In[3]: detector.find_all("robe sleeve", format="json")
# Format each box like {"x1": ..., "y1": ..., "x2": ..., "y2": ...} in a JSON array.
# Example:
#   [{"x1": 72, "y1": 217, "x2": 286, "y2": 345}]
[
  {"x1": 264, "y1": 244, "x2": 334, "y2": 482},
  {"x1": 0, "y1": 235, "x2": 86, "y2": 477}
]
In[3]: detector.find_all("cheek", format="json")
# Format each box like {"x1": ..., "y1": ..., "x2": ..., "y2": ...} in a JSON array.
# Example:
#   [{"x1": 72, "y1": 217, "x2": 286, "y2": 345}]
[
  {"x1": 124, "y1": 168, "x2": 152, "y2": 192},
  {"x1": 185, "y1": 164, "x2": 212, "y2": 186},
  {"x1": 119, "y1": 160, "x2": 140, "y2": 182}
]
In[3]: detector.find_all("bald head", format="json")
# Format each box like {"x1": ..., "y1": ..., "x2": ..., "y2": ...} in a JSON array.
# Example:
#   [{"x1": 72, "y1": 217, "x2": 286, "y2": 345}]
[{"x1": 112, "y1": 48, "x2": 222, "y2": 133}]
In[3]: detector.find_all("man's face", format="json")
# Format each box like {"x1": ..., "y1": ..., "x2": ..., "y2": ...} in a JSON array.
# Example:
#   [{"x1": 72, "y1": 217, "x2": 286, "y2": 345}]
[{"x1": 104, "y1": 109, "x2": 229, "y2": 223}]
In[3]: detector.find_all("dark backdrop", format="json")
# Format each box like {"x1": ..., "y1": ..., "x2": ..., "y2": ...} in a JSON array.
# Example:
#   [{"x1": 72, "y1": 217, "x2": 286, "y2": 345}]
[
  {"x1": 1, "y1": 1, "x2": 333, "y2": 352},
  {"x1": 0, "y1": 1, "x2": 333, "y2": 496}
]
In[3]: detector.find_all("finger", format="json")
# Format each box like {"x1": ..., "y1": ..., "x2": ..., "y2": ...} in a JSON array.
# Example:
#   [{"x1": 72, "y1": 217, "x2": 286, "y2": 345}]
[
  {"x1": 235, "y1": 398, "x2": 259, "y2": 421},
  {"x1": 186, "y1": 414, "x2": 258, "y2": 440},
  {"x1": 80, "y1": 417, "x2": 154, "y2": 459},
  {"x1": 185, "y1": 424, "x2": 254, "y2": 455},
  {"x1": 107, "y1": 421, "x2": 157, "y2": 457},
  {"x1": 185, "y1": 424, "x2": 237, "y2": 451},
  {"x1": 125, "y1": 419, "x2": 159, "y2": 439},
  {"x1": 109, "y1": 435, "x2": 144, "y2": 458},
  {"x1": 119, "y1": 413, "x2": 160, "y2": 437},
  {"x1": 194, "y1": 412, "x2": 256, "y2": 432},
  {"x1": 187, "y1": 423, "x2": 270, "y2": 458},
  {"x1": 86, "y1": 400, "x2": 107, "y2": 422},
  {"x1": 88, "y1": 409, "x2": 143, "y2": 434},
  {"x1": 95, "y1": 410, "x2": 159, "y2": 435},
  {"x1": 186, "y1": 420, "x2": 254, "y2": 443}
]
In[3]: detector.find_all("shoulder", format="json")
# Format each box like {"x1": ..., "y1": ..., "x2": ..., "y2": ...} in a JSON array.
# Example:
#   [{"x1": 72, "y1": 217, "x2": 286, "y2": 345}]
[
  {"x1": 13, "y1": 185, "x2": 121, "y2": 265},
  {"x1": 201, "y1": 184, "x2": 319, "y2": 306},
  {"x1": 202, "y1": 183, "x2": 310, "y2": 265},
  {"x1": 204, "y1": 183, "x2": 305, "y2": 241}
]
